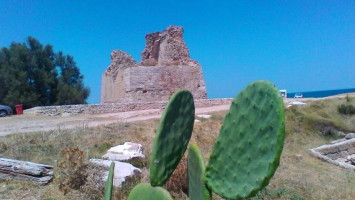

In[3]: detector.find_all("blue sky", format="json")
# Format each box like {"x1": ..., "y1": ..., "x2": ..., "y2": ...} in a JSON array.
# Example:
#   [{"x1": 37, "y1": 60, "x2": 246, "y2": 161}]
[{"x1": 1, "y1": 0, "x2": 354, "y2": 103}]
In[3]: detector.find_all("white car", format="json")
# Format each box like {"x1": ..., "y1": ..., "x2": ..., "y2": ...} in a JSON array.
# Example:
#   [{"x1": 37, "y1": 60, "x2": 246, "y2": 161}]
[{"x1": 294, "y1": 93, "x2": 303, "y2": 98}]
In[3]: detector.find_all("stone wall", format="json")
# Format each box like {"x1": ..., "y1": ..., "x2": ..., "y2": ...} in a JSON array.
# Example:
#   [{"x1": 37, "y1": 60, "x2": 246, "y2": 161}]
[
  {"x1": 101, "y1": 50, "x2": 137, "y2": 103},
  {"x1": 103, "y1": 65, "x2": 206, "y2": 103},
  {"x1": 24, "y1": 98, "x2": 232, "y2": 116},
  {"x1": 101, "y1": 25, "x2": 207, "y2": 104},
  {"x1": 309, "y1": 138, "x2": 355, "y2": 170}
]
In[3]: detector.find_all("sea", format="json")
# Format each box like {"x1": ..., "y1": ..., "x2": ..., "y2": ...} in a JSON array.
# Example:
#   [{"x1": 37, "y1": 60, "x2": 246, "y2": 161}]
[{"x1": 287, "y1": 88, "x2": 355, "y2": 98}]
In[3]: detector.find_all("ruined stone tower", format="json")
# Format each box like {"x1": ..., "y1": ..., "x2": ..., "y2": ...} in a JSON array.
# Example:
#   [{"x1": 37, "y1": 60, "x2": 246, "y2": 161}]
[{"x1": 101, "y1": 25, "x2": 207, "y2": 103}]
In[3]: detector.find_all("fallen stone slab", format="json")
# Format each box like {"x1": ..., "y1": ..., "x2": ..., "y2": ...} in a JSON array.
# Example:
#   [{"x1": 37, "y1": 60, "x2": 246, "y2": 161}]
[
  {"x1": 0, "y1": 158, "x2": 53, "y2": 185},
  {"x1": 90, "y1": 159, "x2": 141, "y2": 187},
  {"x1": 196, "y1": 114, "x2": 212, "y2": 119},
  {"x1": 102, "y1": 142, "x2": 145, "y2": 161},
  {"x1": 309, "y1": 138, "x2": 355, "y2": 171}
]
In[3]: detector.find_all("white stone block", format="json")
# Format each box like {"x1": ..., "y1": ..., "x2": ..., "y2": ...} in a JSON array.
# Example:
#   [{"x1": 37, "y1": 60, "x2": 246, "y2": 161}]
[
  {"x1": 89, "y1": 159, "x2": 141, "y2": 187},
  {"x1": 102, "y1": 142, "x2": 145, "y2": 161}
]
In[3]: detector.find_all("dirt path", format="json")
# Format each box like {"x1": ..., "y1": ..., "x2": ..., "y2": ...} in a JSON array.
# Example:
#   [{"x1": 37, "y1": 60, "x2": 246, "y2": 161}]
[
  {"x1": 1, "y1": 93, "x2": 353, "y2": 137},
  {"x1": 0, "y1": 105, "x2": 231, "y2": 136}
]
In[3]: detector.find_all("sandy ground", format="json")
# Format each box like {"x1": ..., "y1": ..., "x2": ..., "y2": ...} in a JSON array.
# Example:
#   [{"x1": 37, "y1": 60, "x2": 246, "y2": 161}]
[{"x1": 1, "y1": 94, "x2": 353, "y2": 136}]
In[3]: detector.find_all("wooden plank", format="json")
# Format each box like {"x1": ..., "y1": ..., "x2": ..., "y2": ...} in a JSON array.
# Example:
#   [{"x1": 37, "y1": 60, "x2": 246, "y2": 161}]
[{"x1": 0, "y1": 158, "x2": 53, "y2": 185}]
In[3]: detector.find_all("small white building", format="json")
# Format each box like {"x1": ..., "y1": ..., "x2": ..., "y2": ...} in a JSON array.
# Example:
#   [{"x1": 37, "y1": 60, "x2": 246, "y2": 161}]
[{"x1": 279, "y1": 89, "x2": 287, "y2": 98}]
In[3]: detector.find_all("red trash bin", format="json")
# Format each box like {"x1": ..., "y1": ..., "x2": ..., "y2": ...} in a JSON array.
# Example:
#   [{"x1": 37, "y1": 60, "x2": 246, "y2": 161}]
[{"x1": 15, "y1": 104, "x2": 23, "y2": 115}]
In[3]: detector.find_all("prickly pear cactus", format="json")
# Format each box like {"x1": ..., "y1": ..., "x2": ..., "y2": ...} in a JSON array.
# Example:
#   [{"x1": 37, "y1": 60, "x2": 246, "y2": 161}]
[
  {"x1": 104, "y1": 162, "x2": 115, "y2": 200},
  {"x1": 127, "y1": 183, "x2": 173, "y2": 200},
  {"x1": 188, "y1": 143, "x2": 211, "y2": 200},
  {"x1": 205, "y1": 80, "x2": 285, "y2": 199},
  {"x1": 150, "y1": 89, "x2": 195, "y2": 186}
]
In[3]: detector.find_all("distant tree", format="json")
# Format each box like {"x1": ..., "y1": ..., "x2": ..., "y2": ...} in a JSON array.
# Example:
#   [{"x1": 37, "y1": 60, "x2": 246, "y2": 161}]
[{"x1": 0, "y1": 37, "x2": 90, "y2": 108}]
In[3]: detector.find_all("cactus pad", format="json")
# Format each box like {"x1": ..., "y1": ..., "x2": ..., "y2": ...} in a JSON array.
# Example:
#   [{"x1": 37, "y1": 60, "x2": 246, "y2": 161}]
[
  {"x1": 127, "y1": 183, "x2": 173, "y2": 200},
  {"x1": 104, "y1": 162, "x2": 115, "y2": 200},
  {"x1": 188, "y1": 143, "x2": 211, "y2": 200},
  {"x1": 205, "y1": 80, "x2": 285, "y2": 199},
  {"x1": 150, "y1": 89, "x2": 195, "y2": 186}
]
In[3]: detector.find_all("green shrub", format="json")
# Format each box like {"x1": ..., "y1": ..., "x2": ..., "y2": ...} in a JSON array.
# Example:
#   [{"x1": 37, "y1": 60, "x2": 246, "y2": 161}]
[{"x1": 337, "y1": 104, "x2": 355, "y2": 115}]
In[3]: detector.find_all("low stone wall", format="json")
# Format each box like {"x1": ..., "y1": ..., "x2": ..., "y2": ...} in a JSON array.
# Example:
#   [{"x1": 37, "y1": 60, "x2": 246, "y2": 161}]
[
  {"x1": 24, "y1": 98, "x2": 233, "y2": 116},
  {"x1": 309, "y1": 138, "x2": 355, "y2": 170}
]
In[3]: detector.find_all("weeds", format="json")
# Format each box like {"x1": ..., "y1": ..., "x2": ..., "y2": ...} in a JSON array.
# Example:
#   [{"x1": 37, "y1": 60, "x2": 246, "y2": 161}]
[
  {"x1": 346, "y1": 94, "x2": 351, "y2": 103},
  {"x1": 164, "y1": 157, "x2": 188, "y2": 197},
  {"x1": 248, "y1": 187, "x2": 304, "y2": 200},
  {"x1": 80, "y1": 164, "x2": 106, "y2": 200},
  {"x1": 57, "y1": 147, "x2": 87, "y2": 194}
]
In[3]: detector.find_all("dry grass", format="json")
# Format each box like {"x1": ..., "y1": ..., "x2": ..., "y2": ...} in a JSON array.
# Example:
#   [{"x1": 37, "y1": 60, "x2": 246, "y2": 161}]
[
  {"x1": 164, "y1": 157, "x2": 189, "y2": 199},
  {"x1": 0, "y1": 96, "x2": 354, "y2": 199}
]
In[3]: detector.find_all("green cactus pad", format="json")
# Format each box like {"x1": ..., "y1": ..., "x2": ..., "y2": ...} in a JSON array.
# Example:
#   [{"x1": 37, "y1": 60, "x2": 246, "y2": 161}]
[
  {"x1": 188, "y1": 143, "x2": 212, "y2": 200},
  {"x1": 127, "y1": 183, "x2": 173, "y2": 200},
  {"x1": 205, "y1": 80, "x2": 285, "y2": 199},
  {"x1": 150, "y1": 89, "x2": 195, "y2": 186},
  {"x1": 104, "y1": 162, "x2": 115, "y2": 200}
]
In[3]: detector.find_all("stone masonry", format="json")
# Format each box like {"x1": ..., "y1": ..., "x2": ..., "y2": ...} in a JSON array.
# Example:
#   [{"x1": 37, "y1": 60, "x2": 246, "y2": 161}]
[{"x1": 101, "y1": 25, "x2": 207, "y2": 103}]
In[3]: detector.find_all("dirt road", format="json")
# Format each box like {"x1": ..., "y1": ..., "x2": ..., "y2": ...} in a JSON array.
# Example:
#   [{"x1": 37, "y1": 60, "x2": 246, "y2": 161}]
[
  {"x1": 0, "y1": 105, "x2": 230, "y2": 136},
  {"x1": 1, "y1": 93, "x2": 353, "y2": 136}
]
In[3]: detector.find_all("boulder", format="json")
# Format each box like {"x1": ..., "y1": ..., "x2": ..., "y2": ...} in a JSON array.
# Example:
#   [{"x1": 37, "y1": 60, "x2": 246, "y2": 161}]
[
  {"x1": 102, "y1": 142, "x2": 145, "y2": 161},
  {"x1": 89, "y1": 159, "x2": 141, "y2": 187}
]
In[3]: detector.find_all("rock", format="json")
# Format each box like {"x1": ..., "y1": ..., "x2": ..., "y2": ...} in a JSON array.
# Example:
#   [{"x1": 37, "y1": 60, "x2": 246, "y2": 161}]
[
  {"x1": 194, "y1": 119, "x2": 201, "y2": 123},
  {"x1": 330, "y1": 139, "x2": 347, "y2": 144},
  {"x1": 295, "y1": 154, "x2": 303, "y2": 159},
  {"x1": 348, "y1": 147, "x2": 355, "y2": 154},
  {"x1": 102, "y1": 142, "x2": 145, "y2": 161},
  {"x1": 197, "y1": 114, "x2": 212, "y2": 119},
  {"x1": 347, "y1": 155, "x2": 355, "y2": 165},
  {"x1": 337, "y1": 131, "x2": 346, "y2": 137},
  {"x1": 345, "y1": 133, "x2": 355, "y2": 140},
  {"x1": 101, "y1": 25, "x2": 207, "y2": 104},
  {"x1": 335, "y1": 158, "x2": 347, "y2": 163},
  {"x1": 89, "y1": 159, "x2": 141, "y2": 187}
]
